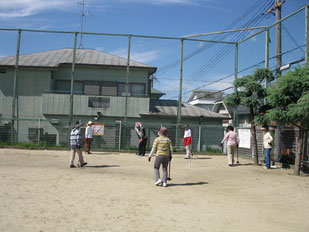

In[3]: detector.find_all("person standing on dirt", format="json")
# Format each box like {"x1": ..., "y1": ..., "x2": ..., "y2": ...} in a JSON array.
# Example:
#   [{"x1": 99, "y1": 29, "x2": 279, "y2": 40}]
[
  {"x1": 85, "y1": 121, "x2": 93, "y2": 154},
  {"x1": 184, "y1": 124, "x2": 192, "y2": 159},
  {"x1": 70, "y1": 121, "x2": 87, "y2": 168},
  {"x1": 220, "y1": 126, "x2": 239, "y2": 167},
  {"x1": 135, "y1": 122, "x2": 147, "y2": 156},
  {"x1": 148, "y1": 127, "x2": 173, "y2": 187},
  {"x1": 262, "y1": 125, "x2": 273, "y2": 170}
]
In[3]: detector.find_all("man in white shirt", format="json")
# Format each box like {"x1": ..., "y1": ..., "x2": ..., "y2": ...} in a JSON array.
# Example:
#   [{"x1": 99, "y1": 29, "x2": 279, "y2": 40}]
[
  {"x1": 262, "y1": 125, "x2": 273, "y2": 169},
  {"x1": 85, "y1": 121, "x2": 93, "y2": 154}
]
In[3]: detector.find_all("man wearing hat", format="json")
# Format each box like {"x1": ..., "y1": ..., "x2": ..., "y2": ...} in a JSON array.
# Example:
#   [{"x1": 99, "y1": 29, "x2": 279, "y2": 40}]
[
  {"x1": 135, "y1": 122, "x2": 147, "y2": 156},
  {"x1": 70, "y1": 121, "x2": 87, "y2": 168},
  {"x1": 85, "y1": 121, "x2": 93, "y2": 154},
  {"x1": 148, "y1": 127, "x2": 173, "y2": 187}
]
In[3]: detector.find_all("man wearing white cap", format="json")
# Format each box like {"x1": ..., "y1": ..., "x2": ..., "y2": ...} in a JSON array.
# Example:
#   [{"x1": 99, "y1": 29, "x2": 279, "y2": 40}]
[{"x1": 85, "y1": 121, "x2": 93, "y2": 154}]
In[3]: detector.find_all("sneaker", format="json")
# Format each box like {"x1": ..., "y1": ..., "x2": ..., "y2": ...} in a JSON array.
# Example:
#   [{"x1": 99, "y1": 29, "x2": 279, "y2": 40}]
[
  {"x1": 81, "y1": 162, "x2": 88, "y2": 167},
  {"x1": 263, "y1": 166, "x2": 269, "y2": 170},
  {"x1": 88, "y1": 152, "x2": 92, "y2": 154},
  {"x1": 70, "y1": 165, "x2": 76, "y2": 168},
  {"x1": 162, "y1": 182, "x2": 167, "y2": 187},
  {"x1": 155, "y1": 179, "x2": 162, "y2": 186}
]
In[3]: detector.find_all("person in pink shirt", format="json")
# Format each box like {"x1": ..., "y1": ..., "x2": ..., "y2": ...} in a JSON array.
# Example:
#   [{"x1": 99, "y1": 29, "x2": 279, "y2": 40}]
[{"x1": 220, "y1": 126, "x2": 240, "y2": 166}]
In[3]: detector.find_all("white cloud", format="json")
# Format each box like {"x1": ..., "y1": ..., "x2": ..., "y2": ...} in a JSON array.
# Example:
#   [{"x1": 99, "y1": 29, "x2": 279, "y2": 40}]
[
  {"x1": 112, "y1": 48, "x2": 160, "y2": 64},
  {"x1": 120, "y1": 0, "x2": 205, "y2": 5},
  {"x1": 0, "y1": 0, "x2": 77, "y2": 19},
  {"x1": 0, "y1": 0, "x2": 215, "y2": 20}
]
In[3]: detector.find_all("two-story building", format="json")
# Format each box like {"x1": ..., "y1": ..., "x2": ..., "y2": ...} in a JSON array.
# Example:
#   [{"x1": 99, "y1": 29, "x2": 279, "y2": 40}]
[{"x1": 0, "y1": 48, "x2": 227, "y2": 150}]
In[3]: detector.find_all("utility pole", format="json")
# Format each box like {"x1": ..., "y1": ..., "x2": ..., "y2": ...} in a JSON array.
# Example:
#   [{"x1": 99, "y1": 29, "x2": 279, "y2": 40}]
[
  {"x1": 268, "y1": 0, "x2": 285, "y2": 78},
  {"x1": 267, "y1": 1, "x2": 285, "y2": 163}
]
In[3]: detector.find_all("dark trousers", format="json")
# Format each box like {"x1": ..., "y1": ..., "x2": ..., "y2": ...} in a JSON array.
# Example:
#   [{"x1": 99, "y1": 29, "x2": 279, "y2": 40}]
[
  {"x1": 85, "y1": 138, "x2": 92, "y2": 153},
  {"x1": 138, "y1": 137, "x2": 147, "y2": 155}
]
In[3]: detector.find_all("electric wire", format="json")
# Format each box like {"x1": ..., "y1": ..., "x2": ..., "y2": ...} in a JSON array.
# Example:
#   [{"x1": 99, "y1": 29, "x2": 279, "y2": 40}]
[
  {"x1": 156, "y1": 0, "x2": 272, "y2": 75},
  {"x1": 168, "y1": 44, "x2": 305, "y2": 100},
  {"x1": 163, "y1": 0, "x2": 274, "y2": 96}
]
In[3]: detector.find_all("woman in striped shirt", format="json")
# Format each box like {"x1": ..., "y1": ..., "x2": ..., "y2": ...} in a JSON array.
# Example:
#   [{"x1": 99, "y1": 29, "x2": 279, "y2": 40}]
[{"x1": 148, "y1": 127, "x2": 173, "y2": 187}]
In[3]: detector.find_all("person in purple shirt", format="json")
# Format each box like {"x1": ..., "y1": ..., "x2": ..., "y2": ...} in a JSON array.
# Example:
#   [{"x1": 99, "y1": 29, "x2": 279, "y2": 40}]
[{"x1": 220, "y1": 126, "x2": 240, "y2": 167}]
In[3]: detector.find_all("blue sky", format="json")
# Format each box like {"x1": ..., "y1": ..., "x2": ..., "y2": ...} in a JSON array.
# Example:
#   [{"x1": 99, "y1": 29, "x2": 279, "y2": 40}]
[{"x1": 0, "y1": 0, "x2": 308, "y2": 100}]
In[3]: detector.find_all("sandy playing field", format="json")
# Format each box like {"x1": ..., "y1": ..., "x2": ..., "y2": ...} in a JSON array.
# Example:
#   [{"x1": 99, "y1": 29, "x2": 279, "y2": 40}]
[{"x1": 0, "y1": 148, "x2": 308, "y2": 232}]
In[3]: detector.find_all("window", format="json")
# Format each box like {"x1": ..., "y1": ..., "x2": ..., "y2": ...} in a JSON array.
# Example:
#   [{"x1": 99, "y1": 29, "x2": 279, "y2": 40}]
[
  {"x1": 55, "y1": 80, "x2": 83, "y2": 94},
  {"x1": 117, "y1": 83, "x2": 145, "y2": 97},
  {"x1": 84, "y1": 81, "x2": 100, "y2": 95},
  {"x1": 88, "y1": 97, "x2": 110, "y2": 108},
  {"x1": 101, "y1": 82, "x2": 117, "y2": 96}
]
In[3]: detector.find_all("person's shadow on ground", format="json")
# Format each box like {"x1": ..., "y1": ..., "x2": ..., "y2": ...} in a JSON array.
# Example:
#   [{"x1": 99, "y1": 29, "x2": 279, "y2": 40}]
[
  {"x1": 233, "y1": 163, "x2": 253, "y2": 167},
  {"x1": 191, "y1": 157, "x2": 212, "y2": 160},
  {"x1": 85, "y1": 165, "x2": 120, "y2": 168},
  {"x1": 167, "y1": 182, "x2": 208, "y2": 187}
]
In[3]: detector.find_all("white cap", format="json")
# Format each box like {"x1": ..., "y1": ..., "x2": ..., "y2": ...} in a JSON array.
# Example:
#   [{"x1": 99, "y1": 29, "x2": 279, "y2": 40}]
[{"x1": 88, "y1": 121, "x2": 93, "y2": 125}]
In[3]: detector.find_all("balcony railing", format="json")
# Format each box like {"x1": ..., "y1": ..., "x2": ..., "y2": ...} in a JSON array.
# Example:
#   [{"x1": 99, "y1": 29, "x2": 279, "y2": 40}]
[
  {"x1": 42, "y1": 92, "x2": 150, "y2": 117},
  {"x1": 43, "y1": 90, "x2": 149, "y2": 98}
]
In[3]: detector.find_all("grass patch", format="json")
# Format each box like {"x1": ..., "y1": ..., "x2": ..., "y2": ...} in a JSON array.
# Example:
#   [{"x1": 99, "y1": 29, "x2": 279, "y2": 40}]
[{"x1": 0, "y1": 142, "x2": 69, "y2": 150}]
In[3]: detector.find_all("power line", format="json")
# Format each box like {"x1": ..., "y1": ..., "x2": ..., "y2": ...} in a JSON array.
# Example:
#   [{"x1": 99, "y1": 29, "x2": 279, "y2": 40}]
[
  {"x1": 166, "y1": 44, "x2": 305, "y2": 100},
  {"x1": 282, "y1": 24, "x2": 305, "y2": 53},
  {"x1": 164, "y1": 0, "x2": 274, "y2": 96},
  {"x1": 180, "y1": 55, "x2": 305, "y2": 103},
  {"x1": 156, "y1": 0, "x2": 272, "y2": 75},
  {"x1": 165, "y1": 0, "x2": 274, "y2": 93}
]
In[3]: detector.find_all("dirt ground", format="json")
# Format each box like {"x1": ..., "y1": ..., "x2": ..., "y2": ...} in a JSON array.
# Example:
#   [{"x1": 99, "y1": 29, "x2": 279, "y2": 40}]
[{"x1": 0, "y1": 149, "x2": 308, "y2": 232}]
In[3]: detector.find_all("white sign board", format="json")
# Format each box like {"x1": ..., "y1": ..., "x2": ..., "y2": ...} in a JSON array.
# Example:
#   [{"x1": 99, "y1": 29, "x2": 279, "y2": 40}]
[
  {"x1": 91, "y1": 123, "x2": 104, "y2": 136},
  {"x1": 238, "y1": 129, "x2": 251, "y2": 149}
]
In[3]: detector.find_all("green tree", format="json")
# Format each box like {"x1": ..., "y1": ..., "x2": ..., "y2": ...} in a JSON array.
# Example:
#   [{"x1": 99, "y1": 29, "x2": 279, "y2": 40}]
[
  {"x1": 224, "y1": 68, "x2": 274, "y2": 165},
  {"x1": 266, "y1": 65, "x2": 309, "y2": 175}
]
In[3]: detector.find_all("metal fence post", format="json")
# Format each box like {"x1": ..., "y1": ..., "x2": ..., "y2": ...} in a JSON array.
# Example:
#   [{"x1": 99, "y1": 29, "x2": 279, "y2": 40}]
[
  {"x1": 11, "y1": 29, "x2": 22, "y2": 144},
  {"x1": 116, "y1": 120, "x2": 122, "y2": 150},
  {"x1": 198, "y1": 125, "x2": 201, "y2": 152},
  {"x1": 38, "y1": 118, "x2": 41, "y2": 145},
  {"x1": 303, "y1": 5, "x2": 309, "y2": 162},
  {"x1": 176, "y1": 38, "x2": 184, "y2": 148},
  {"x1": 68, "y1": 32, "x2": 78, "y2": 144},
  {"x1": 233, "y1": 43, "x2": 239, "y2": 127},
  {"x1": 124, "y1": 35, "x2": 131, "y2": 126}
]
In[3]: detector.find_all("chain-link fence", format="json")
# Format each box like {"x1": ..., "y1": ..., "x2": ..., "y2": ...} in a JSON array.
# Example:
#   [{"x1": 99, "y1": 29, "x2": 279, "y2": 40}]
[
  {"x1": 235, "y1": 126, "x2": 276, "y2": 161},
  {"x1": 0, "y1": 118, "x2": 225, "y2": 153}
]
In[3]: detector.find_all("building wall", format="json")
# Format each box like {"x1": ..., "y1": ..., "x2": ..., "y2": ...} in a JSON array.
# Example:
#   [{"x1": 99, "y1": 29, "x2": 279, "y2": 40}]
[
  {"x1": 53, "y1": 65, "x2": 150, "y2": 91},
  {"x1": 0, "y1": 68, "x2": 52, "y2": 117},
  {"x1": 42, "y1": 93, "x2": 149, "y2": 117}
]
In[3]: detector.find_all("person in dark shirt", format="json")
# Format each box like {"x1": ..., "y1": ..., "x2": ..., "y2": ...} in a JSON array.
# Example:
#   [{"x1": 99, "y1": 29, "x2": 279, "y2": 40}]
[{"x1": 135, "y1": 122, "x2": 147, "y2": 156}]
